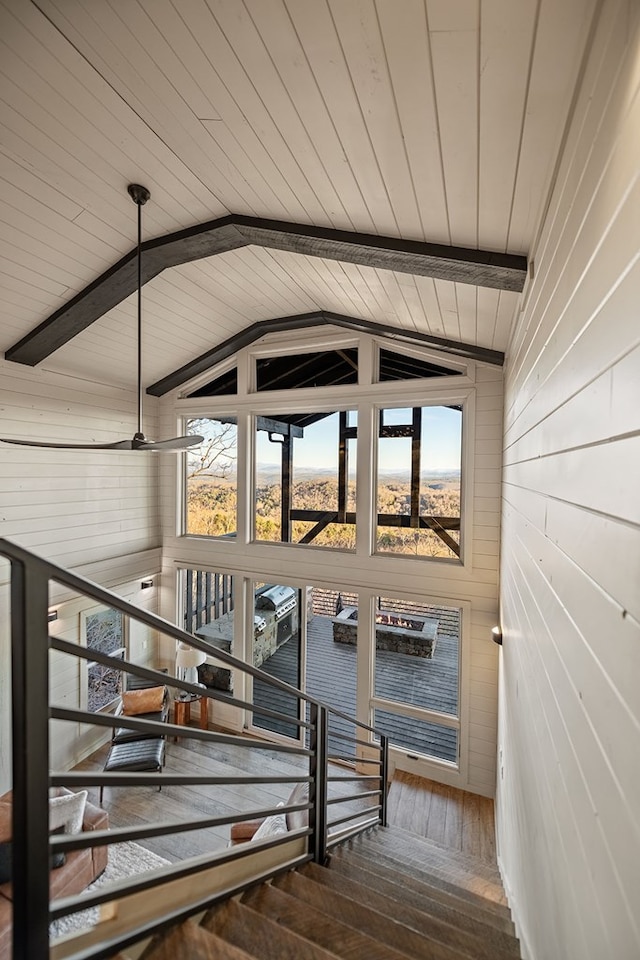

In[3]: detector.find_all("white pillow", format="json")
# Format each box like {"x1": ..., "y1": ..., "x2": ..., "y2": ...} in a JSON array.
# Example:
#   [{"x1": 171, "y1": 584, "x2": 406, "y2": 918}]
[
  {"x1": 49, "y1": 790, "x2": 88, "y2": 835},
  {"x1": 251, "y1": 802, "x2": 287, "y2": 842}
]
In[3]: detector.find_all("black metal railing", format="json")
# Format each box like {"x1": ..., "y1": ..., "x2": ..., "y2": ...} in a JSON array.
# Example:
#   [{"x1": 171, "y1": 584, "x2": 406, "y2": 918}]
[{"x1": 1, "y1": 538, "x2": 388, "y2": 960}]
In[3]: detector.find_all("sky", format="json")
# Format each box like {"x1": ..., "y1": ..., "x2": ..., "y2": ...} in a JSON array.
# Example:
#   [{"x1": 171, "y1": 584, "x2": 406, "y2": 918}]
[{"x1": 255, "y1": 407, "x2": 462, "y2": 472}]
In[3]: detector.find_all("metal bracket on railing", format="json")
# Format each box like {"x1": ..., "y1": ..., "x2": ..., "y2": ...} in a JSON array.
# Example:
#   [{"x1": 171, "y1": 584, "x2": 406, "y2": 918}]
[{"x1": 309, "y1": 703, "x2": 329, "y2": 864}]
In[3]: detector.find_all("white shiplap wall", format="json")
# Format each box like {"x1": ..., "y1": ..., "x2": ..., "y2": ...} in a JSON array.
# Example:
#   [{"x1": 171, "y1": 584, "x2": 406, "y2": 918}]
[
  {"x1": 0, "y1": 361, "x2": 162, "y2": 792},
  {"x1": 497, "y1": 2, "x2": 640, "y2": 957},
  {"x1": 160, "y1": 335, "x2": 503, "y2": 797}
]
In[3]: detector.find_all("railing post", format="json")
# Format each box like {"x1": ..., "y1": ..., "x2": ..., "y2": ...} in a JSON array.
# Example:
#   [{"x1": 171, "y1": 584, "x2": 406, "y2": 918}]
[
  {"x1": 10, "y1": 556, "x2": 51, "y2": 960},
  {"x1": 309, "y1": 703, "x2": 328, "y2": 864},
  {"x1": 380, "y1": 735, "x2": 389, "y2": 827}
]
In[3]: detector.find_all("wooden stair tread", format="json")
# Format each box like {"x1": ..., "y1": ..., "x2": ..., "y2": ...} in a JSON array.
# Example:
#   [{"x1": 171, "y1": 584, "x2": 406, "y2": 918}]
[
  {"x1": 140, "y1": 920, "x2": 254, "y2": 959},
  {"x1": 301, "y1": 861, "x2": 519, "y2": 960},
  {"x1": 273, "y1": 869, "x2": 472, "y2": 960},
  {"x1": 374, "y1": 825, "x2": 503, "y2": 882},
  {"x1": 203, "y1": 897, "x2": 342, "y2": 960},
  {"x1": 332, "y1": 839, "x2": 513, "y2": 933},
  {"x1": 346, "y1": 832, "x2": 510, "y2": 914},
  {"x1": 242, "y1": 880, "x2": 412, "y2": 960},
  {"x1": 331, "y1": 848, "x2": 517, "y2": 941}
]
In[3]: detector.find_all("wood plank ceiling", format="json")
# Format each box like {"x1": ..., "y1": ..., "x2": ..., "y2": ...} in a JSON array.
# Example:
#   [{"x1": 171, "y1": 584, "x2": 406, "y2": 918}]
[{"x1": 0, "y1": 0, "x2": 597, "y2": 391}]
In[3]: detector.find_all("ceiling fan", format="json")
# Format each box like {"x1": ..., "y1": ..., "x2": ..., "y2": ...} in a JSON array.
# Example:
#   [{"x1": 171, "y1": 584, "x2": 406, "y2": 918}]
[{"x1": 1, "y1": 184, "x2": 203, "y2": 452}]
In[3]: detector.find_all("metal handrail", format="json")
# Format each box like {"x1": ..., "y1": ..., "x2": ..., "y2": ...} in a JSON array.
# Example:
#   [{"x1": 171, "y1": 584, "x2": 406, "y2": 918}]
[{"x1": 1, "y1": 537, "x2": 389, "y2": 960}]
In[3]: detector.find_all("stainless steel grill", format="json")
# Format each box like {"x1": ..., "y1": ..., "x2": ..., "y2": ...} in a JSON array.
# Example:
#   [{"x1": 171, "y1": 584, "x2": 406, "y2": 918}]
[{"x1": 255, "y1": 584, "x2": 297, "y2": 620}]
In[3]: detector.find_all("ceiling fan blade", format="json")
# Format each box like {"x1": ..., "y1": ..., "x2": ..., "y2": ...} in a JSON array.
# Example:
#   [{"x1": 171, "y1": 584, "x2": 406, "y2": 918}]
[
  {"x1": 131, "y1": 434, "x2": 204, "y2": 451},
  {"x1": 0, "y1": 437, "x2": 134, "y2": 450}
]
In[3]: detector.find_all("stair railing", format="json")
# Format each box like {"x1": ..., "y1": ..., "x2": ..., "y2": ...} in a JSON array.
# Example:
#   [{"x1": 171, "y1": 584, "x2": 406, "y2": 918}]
[{"x1": 1, "y1": 538, "x2": 389, "y2": 960}]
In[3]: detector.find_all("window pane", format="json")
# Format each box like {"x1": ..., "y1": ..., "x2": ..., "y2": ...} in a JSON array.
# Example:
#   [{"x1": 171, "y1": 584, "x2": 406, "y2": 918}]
[
  {"x1": 373, "y1": 598, "x2": 461, "y2": 717},
  {"x1": 186, "y1": 418, "x2": 237, "y2": 538},
  {"x1": 256, "y1": 349, "x2": 358, "y2": 391},
  {"x1": 255, "y1": 411, "x2": 356, "y2": 550},
  {"x1": 376, "y1": 406, "x2": 461, "y2": 559},
  {"x1": 185, "y1": 569, "x2": 235, "y2": 694},
  {"x1": 187, "y1": 367, "x2": 237, "y2": 397},
  {"x1": 373, "y1": 709, "x2": 458, "y2": 764},
  {"x1": 379, "y1": 347, "x2": 462, "y2": 381},
  {"x1": 85, "y1": 608, "x2": 125, "y2": 712},
  {"x1": 251, "y1": 582, "x2": 302, "y2": 739}
]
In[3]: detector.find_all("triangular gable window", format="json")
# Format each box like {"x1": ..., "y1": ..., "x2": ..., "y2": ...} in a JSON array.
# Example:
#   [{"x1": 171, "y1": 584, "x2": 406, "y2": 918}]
[
  {"x1": 187, "y1": 367, "x2": 237, "y2": 397},
  {"x1": 379, "y1": 348, "x2": 462, "y2": 381}
]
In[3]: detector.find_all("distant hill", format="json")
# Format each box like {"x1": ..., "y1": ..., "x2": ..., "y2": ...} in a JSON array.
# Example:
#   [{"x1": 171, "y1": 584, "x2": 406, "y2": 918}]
[{"x1": 254, "y1": 465, "x2": 460, "y2": 484}]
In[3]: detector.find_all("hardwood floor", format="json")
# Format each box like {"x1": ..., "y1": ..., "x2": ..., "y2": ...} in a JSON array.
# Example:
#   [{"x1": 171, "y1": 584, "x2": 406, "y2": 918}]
[
  {"x1": 74, "y1": 729, "x2": 377, "y2": 864},
  {"x1": 387, "y1": 771, "x2": 497, "y2": 865}
]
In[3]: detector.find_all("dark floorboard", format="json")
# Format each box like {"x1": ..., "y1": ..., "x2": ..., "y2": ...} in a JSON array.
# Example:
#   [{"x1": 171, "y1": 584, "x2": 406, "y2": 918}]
[{"x1": 254, "y1": 613, "x2": 458, "y2": 762}]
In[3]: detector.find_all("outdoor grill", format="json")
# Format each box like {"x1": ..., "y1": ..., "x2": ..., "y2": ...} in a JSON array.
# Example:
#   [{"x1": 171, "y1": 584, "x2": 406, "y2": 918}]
[{"x1": 255, "y1": 584, "x2": 297, "y2": 621}]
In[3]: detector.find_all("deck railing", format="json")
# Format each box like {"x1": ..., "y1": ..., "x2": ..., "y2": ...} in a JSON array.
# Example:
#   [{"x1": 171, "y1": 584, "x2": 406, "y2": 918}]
[{"x1": 1, "y1": 537, "x2": 388, "y2": 960}]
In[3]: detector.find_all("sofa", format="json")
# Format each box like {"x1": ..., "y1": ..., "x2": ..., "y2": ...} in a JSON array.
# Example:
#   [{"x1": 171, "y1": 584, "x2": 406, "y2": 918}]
[{"x1": 0, "y1": 789, "x2": 109, "y2": 960}]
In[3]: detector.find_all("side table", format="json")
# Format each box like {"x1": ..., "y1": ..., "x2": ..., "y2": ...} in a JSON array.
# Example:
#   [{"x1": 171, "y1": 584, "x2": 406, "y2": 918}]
[{"x1": 173, "y1": 694, "x2": 208, "y2": 739}]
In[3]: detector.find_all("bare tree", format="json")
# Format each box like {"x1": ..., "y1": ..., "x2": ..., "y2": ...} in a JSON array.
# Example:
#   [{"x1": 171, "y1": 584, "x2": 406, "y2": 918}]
[{"x1": 187, "y1": 418, "x2": 237, "y2": 480}]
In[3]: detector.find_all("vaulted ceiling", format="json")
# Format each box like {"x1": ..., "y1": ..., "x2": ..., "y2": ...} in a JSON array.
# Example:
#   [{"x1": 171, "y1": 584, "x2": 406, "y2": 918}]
[{"x1": 0, "y1": 0, "x2": 597, "y2": 391}]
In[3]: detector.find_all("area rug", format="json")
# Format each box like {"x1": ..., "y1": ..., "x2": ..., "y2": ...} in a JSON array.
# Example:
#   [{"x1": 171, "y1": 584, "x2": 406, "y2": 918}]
[{"x1": 50, "y1": 841, "x2": 170, "y2": 940}]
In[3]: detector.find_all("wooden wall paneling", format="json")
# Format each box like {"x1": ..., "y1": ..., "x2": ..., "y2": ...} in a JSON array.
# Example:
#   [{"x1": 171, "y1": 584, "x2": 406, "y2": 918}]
[
  {"x1": 427, "y1": 13, "x2": 478, "y2": 245},
  {"x1": 242, "y1": 0, "x2": 373, "y2": 232},
  {"x1": 414, "y1": 276, "x2": 445, "y2": 338},
  {"x1": 433, "y1": 279, "x2": 462, "y2": 341},
  {"x1": 34, "y1": 0, "x2": 264, "y2": 216},
  {"x1": 506, "y1": 0, "x2": 599, "y2": 253},
  {"x1": 498, "y1": 3, "x2": 640, "y2": 956},
  {"x1": 478, "y1": 0, "x2": 537, "y2": 250},
  {"x1": 490, "y1": 290, "x2": 520, "y2": 352},
  {"x1": 328, "y1": 0, "x2": 425, "y2": 240},
  {"x1": 284, "y1": 0, "x2": 399, "y2": 234},
  {"x1": 375, "y1": 0, "x2": 449, "y2": 243},
  {"x1": 506, "y1": 3, "x2": 636, "y2": 415},
  {"x1": 498, "y1": 562, "x2": 599, "y2": 959},
  {"x1": 508, "y1": 172, "x2": 640, "y2": 433},
  {"x1": 453, "y1": 282, "x2": 478, "y2": 347},
  {"x1": 501, "y1": 521, "x2": 639, "y2": 951},
  {"x1": 5, "y1": 0, "x2": 219, "y2": 227},
  {"x1": 206, "y1": 0, "x2": 349, "y2": 227},
  {"x1": 505, "y1": 259, "x2": 640, "y2": 451}
]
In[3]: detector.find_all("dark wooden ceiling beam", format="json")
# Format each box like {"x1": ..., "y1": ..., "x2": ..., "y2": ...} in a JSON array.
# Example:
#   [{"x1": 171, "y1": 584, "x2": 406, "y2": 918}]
[
  {"x1": 149, "y1": 311, "x2": 504, "y2": 396},
  {"x1": 5, "y1": 215, "x2": 525, "y2": 367}
]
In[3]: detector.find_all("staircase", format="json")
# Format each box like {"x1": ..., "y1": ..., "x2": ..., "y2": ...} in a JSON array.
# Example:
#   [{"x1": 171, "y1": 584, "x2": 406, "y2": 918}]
[{"x1": 137, "y1": 824, "x2": 520, "y2": 960}]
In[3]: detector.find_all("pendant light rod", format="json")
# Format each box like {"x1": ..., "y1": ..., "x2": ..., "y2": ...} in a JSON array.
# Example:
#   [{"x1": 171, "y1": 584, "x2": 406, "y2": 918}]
[{"x1": 128, "y1": 183, "x2": 150, "y2": 440}]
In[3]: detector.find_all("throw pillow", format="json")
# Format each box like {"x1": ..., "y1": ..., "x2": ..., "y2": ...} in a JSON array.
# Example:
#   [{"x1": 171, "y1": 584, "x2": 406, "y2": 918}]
[
  {"x1": 121, "y1": 686, "x2": 165, "y2": 716},
  {"x1": 251, "y1": 802, "x2": 287, "y2": 842},
  {"x1": 285, "y1": 781, "x2": 310, "y2": 831},
  {"x1": 49, "y1": 789, "x2": 88, "y2": 836}
]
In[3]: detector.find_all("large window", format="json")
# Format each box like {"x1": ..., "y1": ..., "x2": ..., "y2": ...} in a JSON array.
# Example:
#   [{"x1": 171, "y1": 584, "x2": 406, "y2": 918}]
[
  {"x1": 376, "y1": 405, "x2": 462, "y2": 559},
  {"x1": 254, "y1": 410, "x2": 357, "y2": 550},
  {"x1": 186, "y1": 417, "x2": 237, "y2": 538},
  {"x1": 82, "y1": 606, "x2": 126, "y2": 713}
]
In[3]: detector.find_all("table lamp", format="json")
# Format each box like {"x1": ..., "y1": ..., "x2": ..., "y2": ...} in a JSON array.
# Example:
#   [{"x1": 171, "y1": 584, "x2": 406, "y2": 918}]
[{"x1": 175, "y1": 642, "x2": 206, "y2": 686}]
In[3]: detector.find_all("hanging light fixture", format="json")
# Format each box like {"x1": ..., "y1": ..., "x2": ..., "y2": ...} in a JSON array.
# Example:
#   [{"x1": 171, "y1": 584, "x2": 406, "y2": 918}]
[{"x1": 1, "y1": 184, "x2": 203, "y2": 452}]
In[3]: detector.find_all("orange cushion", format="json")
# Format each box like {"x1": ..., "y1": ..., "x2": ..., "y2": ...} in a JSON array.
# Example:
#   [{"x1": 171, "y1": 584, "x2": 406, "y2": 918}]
[{"x1": 121, "y1": 686, "x2": 165, "y2": 716}]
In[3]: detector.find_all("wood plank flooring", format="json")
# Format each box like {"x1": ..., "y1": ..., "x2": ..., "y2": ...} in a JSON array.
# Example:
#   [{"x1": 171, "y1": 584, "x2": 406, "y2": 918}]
[
  {"x1": 73, "y1": 730, "x2": 377, "y2": 864},
  {"x1": 387, "y1": 771, "x2": 497, "y2": 865}
]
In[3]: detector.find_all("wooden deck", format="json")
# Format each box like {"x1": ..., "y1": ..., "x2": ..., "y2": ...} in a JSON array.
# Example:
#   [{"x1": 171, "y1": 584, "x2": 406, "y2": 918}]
[{"x1": 254, "y1": 612, "x2": 459, "y2": 762}]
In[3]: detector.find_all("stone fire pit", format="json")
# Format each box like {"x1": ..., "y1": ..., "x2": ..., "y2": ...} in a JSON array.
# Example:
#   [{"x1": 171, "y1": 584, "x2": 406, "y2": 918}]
[{"x1": 333, "y1": 607, "x2": 439, "y2": 658}]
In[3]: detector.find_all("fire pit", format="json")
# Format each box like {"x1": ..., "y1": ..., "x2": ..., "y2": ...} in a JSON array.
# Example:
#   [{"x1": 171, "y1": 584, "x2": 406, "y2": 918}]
[{"x1": 333, "y1": 607, "x2": 438, "y2": 658}]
